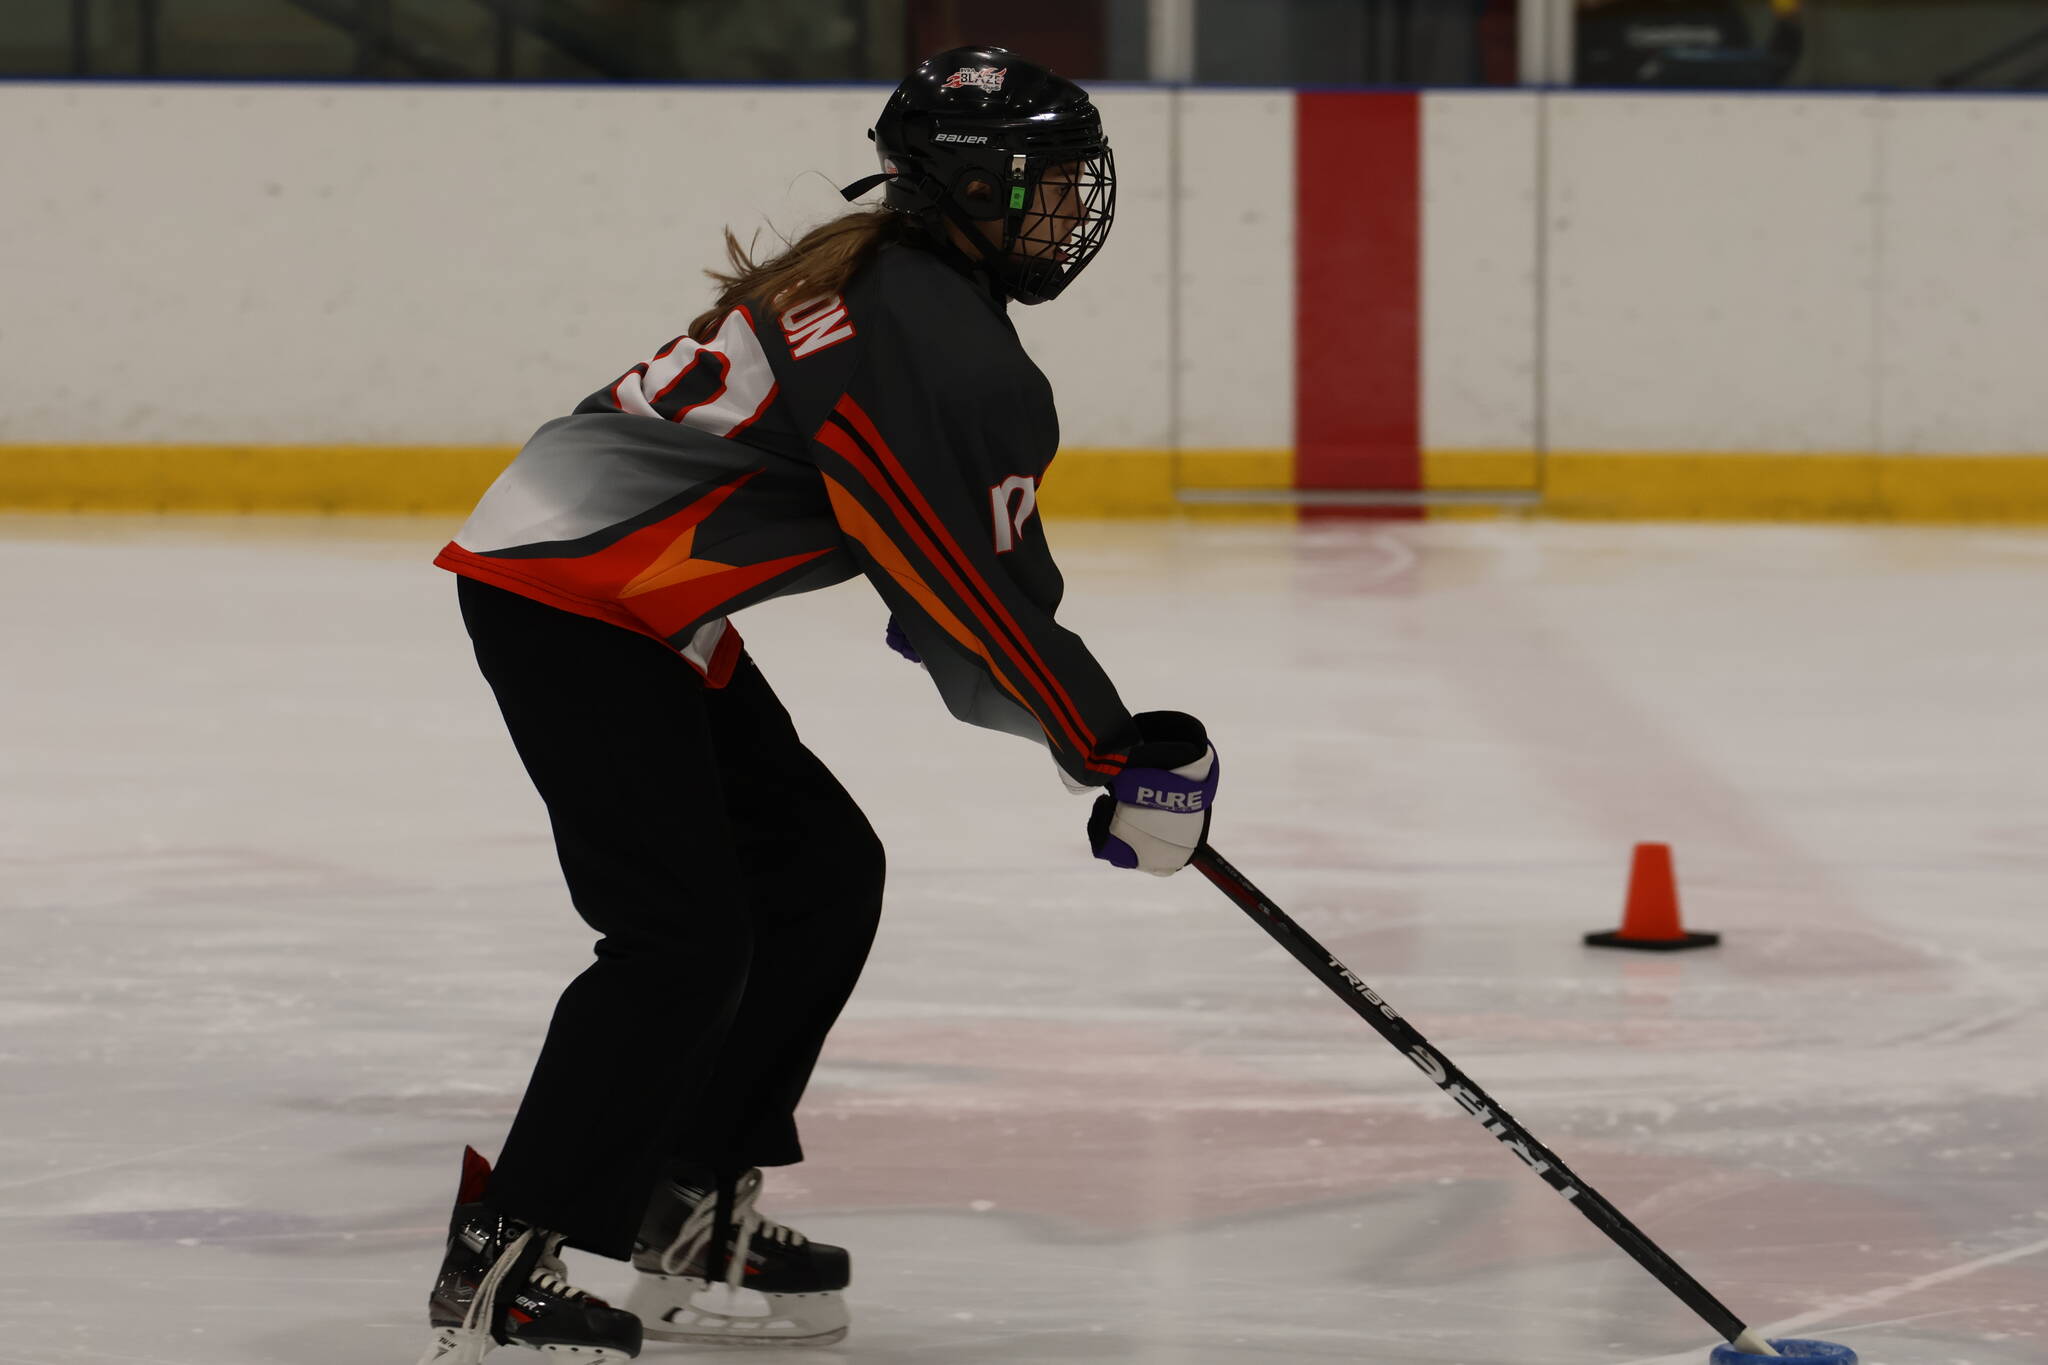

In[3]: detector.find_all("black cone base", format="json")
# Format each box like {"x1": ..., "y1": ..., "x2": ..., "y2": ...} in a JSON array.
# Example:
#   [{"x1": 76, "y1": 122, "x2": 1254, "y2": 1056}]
[{"x1": 1583, "y1": 929, "x2": 1721, "y2": 951}]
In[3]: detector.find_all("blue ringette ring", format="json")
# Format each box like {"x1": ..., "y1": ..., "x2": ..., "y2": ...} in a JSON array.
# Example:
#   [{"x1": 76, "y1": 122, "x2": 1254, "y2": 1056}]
[{"x1": 1709, "y1": 1339, "x2": 1858, "y2": 1365}]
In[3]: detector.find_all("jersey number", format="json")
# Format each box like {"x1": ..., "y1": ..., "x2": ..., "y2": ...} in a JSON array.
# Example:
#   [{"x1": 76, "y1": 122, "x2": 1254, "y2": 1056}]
[{"x1": 990, "y1": 475, "x2": 1039, "y2": 554}]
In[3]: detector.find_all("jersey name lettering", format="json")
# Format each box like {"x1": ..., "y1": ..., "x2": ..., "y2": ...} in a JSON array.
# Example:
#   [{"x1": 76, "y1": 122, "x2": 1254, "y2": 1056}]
[{"x1": 779, "y1": 295, "x2": 856, "y2": 359}]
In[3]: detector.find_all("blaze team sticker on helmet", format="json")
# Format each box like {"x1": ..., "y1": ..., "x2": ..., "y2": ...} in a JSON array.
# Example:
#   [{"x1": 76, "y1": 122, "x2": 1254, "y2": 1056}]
[{"x1": 942, "y1": 65, "x2": 1007, "y2": 92}]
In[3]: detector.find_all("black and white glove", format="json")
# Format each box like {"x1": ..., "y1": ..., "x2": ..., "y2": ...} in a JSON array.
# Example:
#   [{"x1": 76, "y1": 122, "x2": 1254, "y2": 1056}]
[{"x1": 1087, "y1": 711, "x2": 1218, "y2": 876}]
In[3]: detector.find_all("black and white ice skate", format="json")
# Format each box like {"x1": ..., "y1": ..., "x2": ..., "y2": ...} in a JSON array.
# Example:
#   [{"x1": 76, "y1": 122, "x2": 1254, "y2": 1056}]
[
  {"x1": 419, "y1": 1147, "x2": 641, "y2": 1365},
  {"x1": 626, "y1": 1167, "x2": 849, "y2": 1347}
]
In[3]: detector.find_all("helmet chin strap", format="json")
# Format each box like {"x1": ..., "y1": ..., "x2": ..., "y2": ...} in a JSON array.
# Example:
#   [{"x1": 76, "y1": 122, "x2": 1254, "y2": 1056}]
[
  {"x1": 932, "y1": 195, "x2": 1011, "y2": 269},
  {"x1": 841, "y1": 166, "x2": 1017, "y2": 306},
  {"x1": 837, "y1": 171, "x2": 895, "y2": 202},
  {"x1": 935, "y1": 194, "x2": 1050, "y2": 307},
  {"x1": 925, "y1": 203, "x2": 1012, "y2": 306}
]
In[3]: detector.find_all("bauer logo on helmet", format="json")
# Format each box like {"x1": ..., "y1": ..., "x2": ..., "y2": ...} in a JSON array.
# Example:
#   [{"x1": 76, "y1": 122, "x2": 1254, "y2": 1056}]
[{"x1": 942, "y1": 66, "x2": 1007, "y2": 93}]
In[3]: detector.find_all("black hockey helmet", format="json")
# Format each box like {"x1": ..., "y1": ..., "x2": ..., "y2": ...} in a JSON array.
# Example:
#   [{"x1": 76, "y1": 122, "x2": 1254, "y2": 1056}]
[{"x1": 840, "y1": 45, "x2": 1115, "y2": 305}]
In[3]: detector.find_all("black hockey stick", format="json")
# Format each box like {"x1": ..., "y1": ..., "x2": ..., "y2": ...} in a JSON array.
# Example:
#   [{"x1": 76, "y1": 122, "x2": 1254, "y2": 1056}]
[{"x1": 1191, "y1": 844, "x2": 1779, "y2": 1358}]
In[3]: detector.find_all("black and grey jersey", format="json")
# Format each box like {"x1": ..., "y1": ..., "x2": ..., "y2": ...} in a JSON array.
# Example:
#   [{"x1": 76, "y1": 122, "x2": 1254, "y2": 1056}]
[{"x1": 437, "y1": 241, "x2": 1138, "y2": 786}]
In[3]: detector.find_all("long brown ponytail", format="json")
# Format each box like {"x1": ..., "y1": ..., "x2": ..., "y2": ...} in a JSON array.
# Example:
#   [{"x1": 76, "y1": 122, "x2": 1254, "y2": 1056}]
[{"x1": 687, "y1": 210, "x2": 916, "y2": 342}]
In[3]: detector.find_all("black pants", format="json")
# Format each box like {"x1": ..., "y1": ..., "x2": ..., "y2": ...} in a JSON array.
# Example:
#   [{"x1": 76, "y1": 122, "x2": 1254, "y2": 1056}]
[{"x1": 457, "y1": 577, "x2": 885, "y2": 1260}]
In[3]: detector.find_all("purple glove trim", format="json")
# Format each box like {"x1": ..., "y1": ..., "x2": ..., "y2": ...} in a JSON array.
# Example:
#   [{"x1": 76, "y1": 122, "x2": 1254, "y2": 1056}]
[
  {"x1": 1108, "y1": 749, "x2": 1218, "y2": 815},
  {"x1": 884, "y1": 617, "x2": 921, "y2": 663},
  {"x1": 1096, "y1": 834, "x2": 1140, "y2": 869}
]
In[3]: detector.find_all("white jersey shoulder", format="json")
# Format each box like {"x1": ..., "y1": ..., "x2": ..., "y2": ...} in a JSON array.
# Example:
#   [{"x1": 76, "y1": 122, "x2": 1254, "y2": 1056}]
[{"x1": 609, "y1": 307, "x2": 777, "y2": 437}]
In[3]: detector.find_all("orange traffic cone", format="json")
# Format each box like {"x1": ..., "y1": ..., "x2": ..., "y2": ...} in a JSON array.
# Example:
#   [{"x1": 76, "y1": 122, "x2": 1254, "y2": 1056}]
[{"x1": 1584, "y1": 843, "x2": 1720, "y2": 951}]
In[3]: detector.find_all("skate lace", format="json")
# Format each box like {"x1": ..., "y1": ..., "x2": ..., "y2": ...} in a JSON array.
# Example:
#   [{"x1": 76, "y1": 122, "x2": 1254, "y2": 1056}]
[
  {"x1": 658, "y1": 1170, "x2": 807, "y2": 1293},
  {"x1": 534, "y1": 1236, "x2": 593, "y2": 1303},
  {"x1": 465, "y1": 1228, "x2": 591, "y2": 1338}
]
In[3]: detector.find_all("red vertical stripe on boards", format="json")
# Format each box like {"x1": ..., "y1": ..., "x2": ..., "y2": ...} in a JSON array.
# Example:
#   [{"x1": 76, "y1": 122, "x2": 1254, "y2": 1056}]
[{"x1": 1294, "y1": 91, "x2": 1421, "y2": 498}]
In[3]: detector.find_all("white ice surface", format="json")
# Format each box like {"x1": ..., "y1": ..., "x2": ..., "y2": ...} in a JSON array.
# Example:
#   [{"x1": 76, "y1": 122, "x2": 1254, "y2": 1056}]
[{"x1": 2, "y1": 514, "x2": 2046, "y2": 1365}]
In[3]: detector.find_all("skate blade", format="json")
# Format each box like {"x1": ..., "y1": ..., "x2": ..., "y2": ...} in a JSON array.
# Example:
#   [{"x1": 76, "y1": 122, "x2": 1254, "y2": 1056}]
[
  {"x1": 628, "y1": 1280, "x2": 848, "y2": 1348},
  {"x1": 417, "y1": 1325, "x2": 635, "y2": 1365},
  {"x1": 419, "y1": 1327, "x2": 487, "y2": 1365},
  {"x1": 643, "y1": 1322, "x2": 847, "y2": 1349}
]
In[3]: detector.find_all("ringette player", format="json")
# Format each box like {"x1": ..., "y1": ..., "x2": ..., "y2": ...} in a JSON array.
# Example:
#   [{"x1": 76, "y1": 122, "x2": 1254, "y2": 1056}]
[{"x1": 418, "y1": 46, "x2": 1221, "y2": 1363}]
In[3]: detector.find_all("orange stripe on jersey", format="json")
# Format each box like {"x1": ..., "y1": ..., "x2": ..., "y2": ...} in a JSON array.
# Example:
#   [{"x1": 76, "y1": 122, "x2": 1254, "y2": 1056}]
[
  {"x1": 815, "y1": 420, "x2": 1092, "y2": 759},
  {"x1": 817, "y1": 420, "x2": 1119, "y2": 774},
  {"x1": 833, "y1": 397, "x2": 1100, "y2": 750},
  {"x1": 435, "y1": 544, "x2": 664, "y2": 642},
  {"x1": 821, "y1": 475, "x2": 1039, "y2": 722},
  {"x1": 831, "y1": 396, "x2": 1118, "y2": 770},
  {"x1": 621, "y1": 546, "x2": 832, "y2": 630},
  {"x1": 445, "y1": 467, "x2": 830, "y2": 646}
]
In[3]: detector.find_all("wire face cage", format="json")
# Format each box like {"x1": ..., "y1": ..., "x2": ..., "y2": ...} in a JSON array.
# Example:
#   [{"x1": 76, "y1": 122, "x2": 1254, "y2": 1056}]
[{"x1": 1002, "y1": 147, "x2": 1116, "y2": 304}]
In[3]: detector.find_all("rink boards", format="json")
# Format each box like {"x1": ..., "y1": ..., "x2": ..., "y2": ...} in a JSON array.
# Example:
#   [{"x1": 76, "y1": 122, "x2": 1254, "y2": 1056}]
[{"x1": 5, "y1": 83, "x2": 2048, "y2": 519}]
